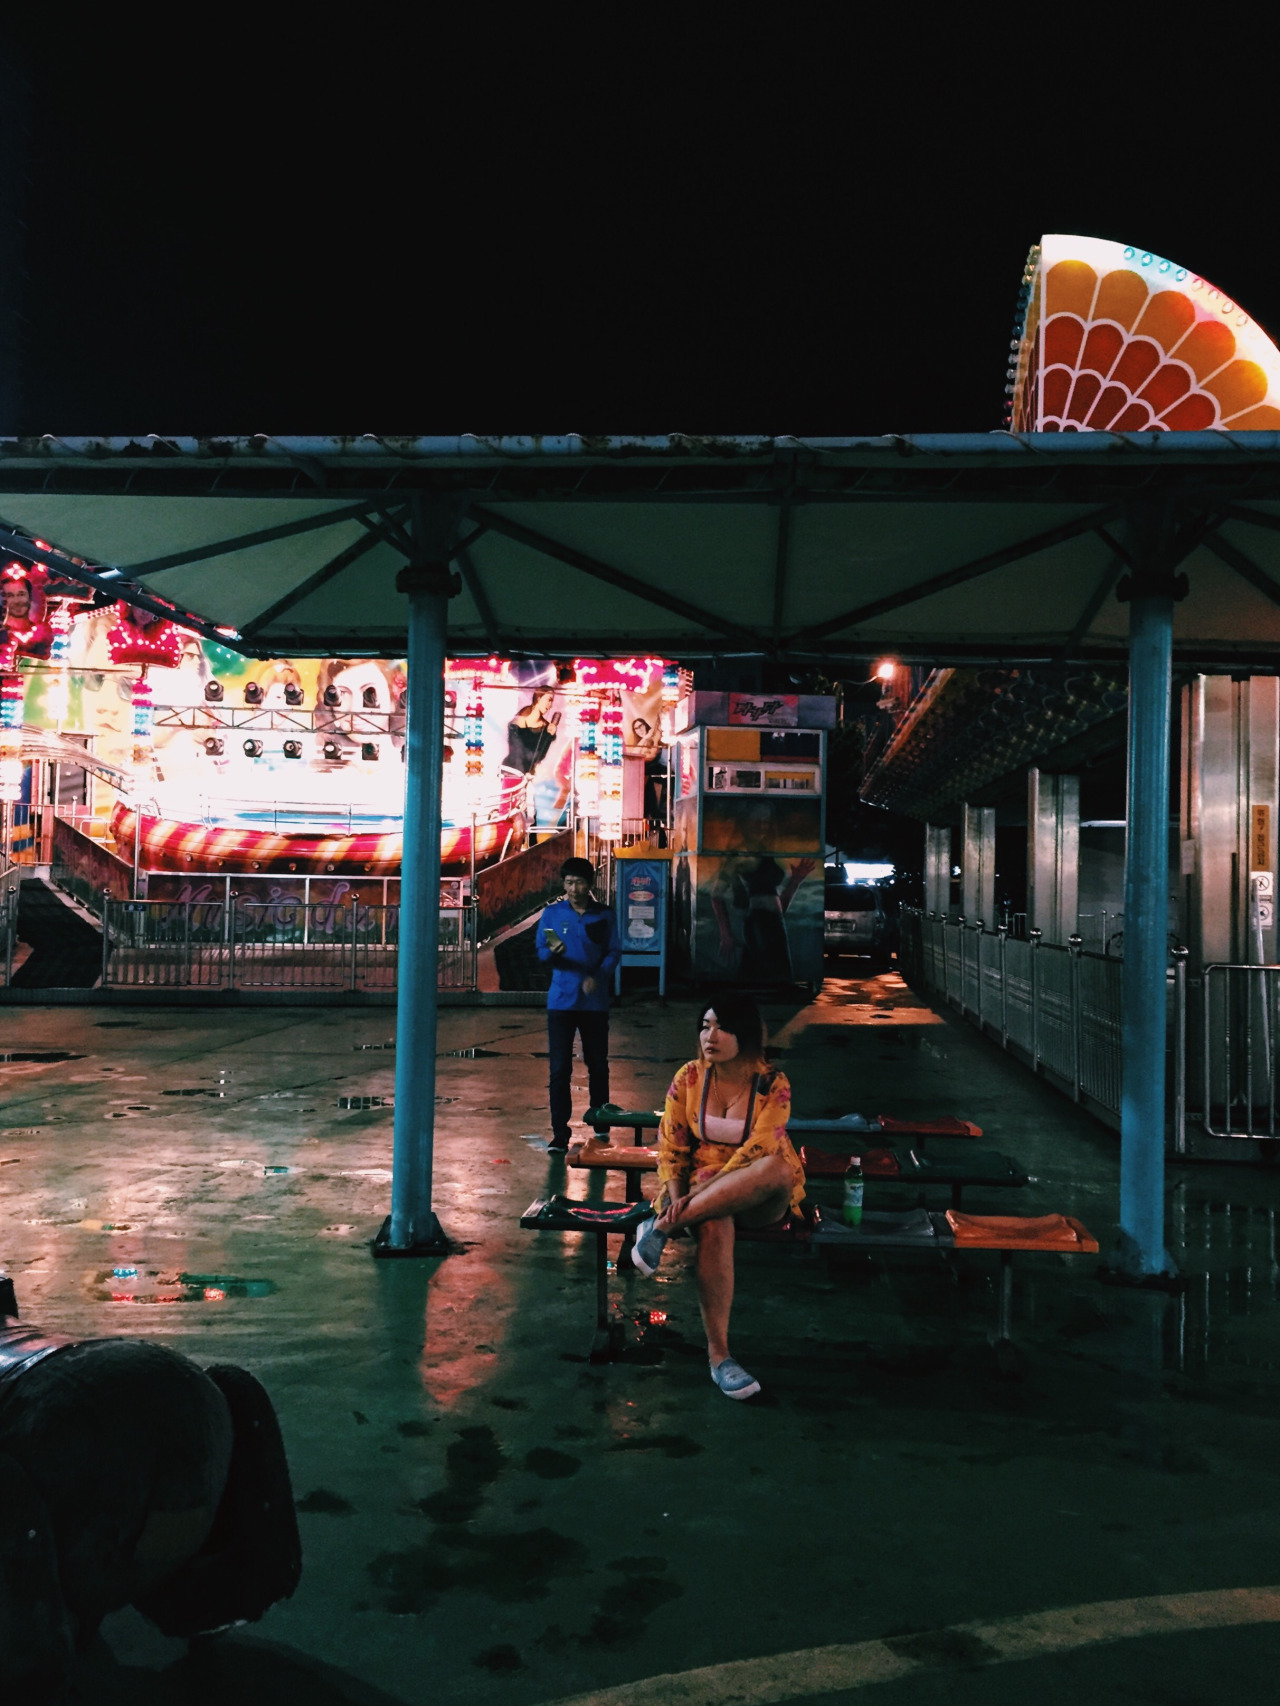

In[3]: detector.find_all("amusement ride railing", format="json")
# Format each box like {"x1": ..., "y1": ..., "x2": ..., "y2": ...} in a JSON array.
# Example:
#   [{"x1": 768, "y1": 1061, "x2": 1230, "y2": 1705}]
[{"x1": 99, "y1": 896, "x2": 478, "y2": 993}]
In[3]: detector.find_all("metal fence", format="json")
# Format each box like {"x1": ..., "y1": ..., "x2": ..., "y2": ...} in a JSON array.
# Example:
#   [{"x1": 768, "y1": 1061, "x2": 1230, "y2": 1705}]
[
  {"x1": 1202, "y1": 963, "x2": 1280, "y2": 1138},
  {"x1": 904, "y1": 914, "x2": 1280, "y2": 1150},
  {"x1": 101, "y1": 897, "x2": 477, "y2": 993},
  {"x1": 900, "y1": 911, "x2": 1126, "y2": 1123}
]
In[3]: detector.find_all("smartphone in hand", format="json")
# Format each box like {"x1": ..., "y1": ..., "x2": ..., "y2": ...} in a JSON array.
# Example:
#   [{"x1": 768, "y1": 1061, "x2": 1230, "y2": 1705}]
[{"x1": 544, "y1": 926, "x2": 565, "y2": 953}]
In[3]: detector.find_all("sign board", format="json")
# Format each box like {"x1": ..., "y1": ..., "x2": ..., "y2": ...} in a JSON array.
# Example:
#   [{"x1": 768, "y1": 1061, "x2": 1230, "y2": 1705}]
[
  {"x1": 728, "y1": 692, "x2": 798, "y2": 727},
  {"x1": 617, "y1": 858, "x2": 665, "y2": 953},
  {"x1": 675, "y1": 692, "x2": 836, "y2": 732},
  {"x1": 1252, "y1": 804, "x2": 1272, "y2": 872}
]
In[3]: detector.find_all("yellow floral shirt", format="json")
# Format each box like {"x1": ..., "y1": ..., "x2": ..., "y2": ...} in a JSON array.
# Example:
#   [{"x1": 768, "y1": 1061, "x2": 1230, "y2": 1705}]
[{"x1": 654, "y1": 1059, "x2": 805, "y2": 1217}]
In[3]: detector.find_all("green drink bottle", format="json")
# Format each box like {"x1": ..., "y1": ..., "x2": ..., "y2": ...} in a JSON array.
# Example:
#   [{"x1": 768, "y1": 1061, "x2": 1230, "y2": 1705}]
[{"x1": 842, "y1": 1157, "x2": 864, "y2": 1227}]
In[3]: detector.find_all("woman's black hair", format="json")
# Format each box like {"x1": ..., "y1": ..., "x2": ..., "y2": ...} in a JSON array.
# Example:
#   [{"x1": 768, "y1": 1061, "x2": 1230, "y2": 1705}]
[{"x1": 698, "y1": 992, "x2": 765, "y2": 1065}]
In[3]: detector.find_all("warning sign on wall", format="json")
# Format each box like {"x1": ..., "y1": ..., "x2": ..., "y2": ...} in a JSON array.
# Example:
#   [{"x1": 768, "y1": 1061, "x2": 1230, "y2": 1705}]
[{"x1": 1252, "y1": 804, "x2": 1272, "y2": 872}]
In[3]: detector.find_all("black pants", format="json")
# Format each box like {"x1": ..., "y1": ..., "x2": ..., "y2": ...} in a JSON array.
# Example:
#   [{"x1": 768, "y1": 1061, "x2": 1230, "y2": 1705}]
[{"x1": 547, "y1": 1010, "x2": 610, "y2": 1141}]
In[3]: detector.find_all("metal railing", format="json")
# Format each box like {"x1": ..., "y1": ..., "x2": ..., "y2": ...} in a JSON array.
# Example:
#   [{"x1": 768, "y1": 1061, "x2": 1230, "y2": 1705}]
[
  {"x1": 101, "y1": 897, "x2": 477, "y2": 993},
  {"x1": 900, "y1": 911, "x2": 1125, "y2": 1122},
  {"x1": 1077, "y1": 909, "x2": 1124, "y2": 955},
  {"x1": 1202, "y1": 963, "x2": 1280, "y2": 1138}
]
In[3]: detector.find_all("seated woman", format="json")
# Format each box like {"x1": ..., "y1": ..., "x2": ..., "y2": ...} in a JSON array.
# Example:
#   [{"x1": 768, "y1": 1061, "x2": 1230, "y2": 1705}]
[{"x1": 631, "y1": 993, "x2": 804, "y2": 1400}]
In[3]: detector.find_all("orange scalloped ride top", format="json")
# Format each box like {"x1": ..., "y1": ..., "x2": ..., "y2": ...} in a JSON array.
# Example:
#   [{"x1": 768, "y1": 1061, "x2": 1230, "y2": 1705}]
[{"x1": 1009, "y1": 234, "x2": 1280, "y2": 435}]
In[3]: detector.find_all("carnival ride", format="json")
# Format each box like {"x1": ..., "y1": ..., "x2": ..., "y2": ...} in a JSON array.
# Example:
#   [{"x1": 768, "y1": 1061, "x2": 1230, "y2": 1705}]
[
  {"x1": 107, "y1": 773, "x2": 527, "y2": 876},
  {"x1": 4, "y1": 555, "x2": 669, "y2": 886},
  {"x1": 1008, "y1": 234, "x2": 1280, "y2": 434}
]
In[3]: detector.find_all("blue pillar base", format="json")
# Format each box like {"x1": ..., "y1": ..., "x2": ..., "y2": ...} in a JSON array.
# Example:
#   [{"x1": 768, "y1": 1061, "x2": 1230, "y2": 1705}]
[
  {"x1": 1099, "y1": 1230, "x2": 1180, "y2": 1287},
  {"x1": 371, "y1": 1214, "x2": 451, "y2": 1259}
]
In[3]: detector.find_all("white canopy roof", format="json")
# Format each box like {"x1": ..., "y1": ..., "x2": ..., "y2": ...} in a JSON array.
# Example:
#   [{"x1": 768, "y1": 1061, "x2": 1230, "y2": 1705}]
[{"x1": 3, "y1": 432, "x2": 1280, "y2": 662}]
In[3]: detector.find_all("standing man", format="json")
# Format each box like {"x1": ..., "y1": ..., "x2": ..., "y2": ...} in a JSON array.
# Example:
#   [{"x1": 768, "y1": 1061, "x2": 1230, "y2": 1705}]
[{"x1": 537, "y1": 857, "x2": 622, "y2": 1151}]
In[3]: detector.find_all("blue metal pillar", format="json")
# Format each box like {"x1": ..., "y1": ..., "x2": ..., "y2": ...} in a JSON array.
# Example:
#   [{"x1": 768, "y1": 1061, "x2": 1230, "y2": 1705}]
[
  {"x1": 375, "y1": 503, "x2": 460, "y2": 1257},
  {"x1": 1115, "y1": 500, "x2": 1181, "y2": 1279}
]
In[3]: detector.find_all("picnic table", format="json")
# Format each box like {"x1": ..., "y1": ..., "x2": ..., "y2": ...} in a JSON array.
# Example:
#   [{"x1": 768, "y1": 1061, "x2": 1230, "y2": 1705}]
[
  {"x1": 520, "y1": 1196, "x2": 1097, "y2": 1366},
  {"x1": 587, "y1": 1106, "x2": 983, "y2": 1150},
  {"x1": 799, "y1": 1144, "x2": 1030, "y2": 1208},
  {"x1": 569, "y1": 1136, "x2": 1029, "y2": 1210}
]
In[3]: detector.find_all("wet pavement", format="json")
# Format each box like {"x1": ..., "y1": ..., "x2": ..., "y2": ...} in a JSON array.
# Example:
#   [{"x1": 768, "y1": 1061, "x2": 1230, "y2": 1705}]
[{"x1": 3, "y1": 971, "x2": 1280, "y2": 1703}]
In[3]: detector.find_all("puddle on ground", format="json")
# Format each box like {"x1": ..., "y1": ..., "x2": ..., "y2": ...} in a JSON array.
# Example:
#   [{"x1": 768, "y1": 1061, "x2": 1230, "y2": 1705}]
[
  {"x1": 0, "y1": 1051, "x2": 84, "y2": 1064},
  {"x1": 528, "y1": 1052, "x2": 684, "y2": 1062},
  {"x1": 332, "y1": 1095, "x2": 457, "y2": 1107},
  {"x1": 1163, "y1": 1193, "x2": 1280, "y2": 1377},
  {"x1": 369, "y1": 1525, "x2": 586, "y2": 1615},
  {"x1": 93, "y1": 1267, "x2": 276, "y2": 1304}
]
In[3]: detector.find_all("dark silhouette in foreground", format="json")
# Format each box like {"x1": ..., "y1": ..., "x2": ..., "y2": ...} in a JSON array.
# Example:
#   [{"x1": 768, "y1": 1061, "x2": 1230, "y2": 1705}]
[{"x1": 0, "y1": 1289, "x2": 301, "y2": 1701}]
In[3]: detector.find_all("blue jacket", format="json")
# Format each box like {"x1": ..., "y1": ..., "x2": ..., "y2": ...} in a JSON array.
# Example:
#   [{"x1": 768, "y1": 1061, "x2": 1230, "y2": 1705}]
[{"x1": 536, "y1": 897, "x2": 622, "y2": 1011}]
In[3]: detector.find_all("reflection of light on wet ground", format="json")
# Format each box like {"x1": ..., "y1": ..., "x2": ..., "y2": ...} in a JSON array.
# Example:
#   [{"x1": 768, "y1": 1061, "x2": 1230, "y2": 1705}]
[
  {"x1": 1167, "y1": 1191, "x2": 1280, "y2": 1376},
  {"x1": 94, "y1": 1268, "x2": 276, "y2": 1304},
  {"x1": 0, "y1": 1051, "x2": 83, "y2": 1063},
  {"x1": 419, "y1": 1251, "x2": 515, "y2": 1409},
  {"x1": 771, "y1": 974, "x2": 943, "y2": 1044}
]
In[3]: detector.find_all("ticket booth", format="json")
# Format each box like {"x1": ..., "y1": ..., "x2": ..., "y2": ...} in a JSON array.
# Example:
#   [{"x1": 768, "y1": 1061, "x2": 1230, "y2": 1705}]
[{"x1": 670, "y1": 692, "x2": 832, "y2": 986}]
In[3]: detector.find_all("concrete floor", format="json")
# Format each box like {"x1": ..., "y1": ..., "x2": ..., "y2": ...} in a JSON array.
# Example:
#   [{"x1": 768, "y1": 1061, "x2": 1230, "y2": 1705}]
[{"x1": 4, "y1": 970, "x2": 1280, "y2": 1703}]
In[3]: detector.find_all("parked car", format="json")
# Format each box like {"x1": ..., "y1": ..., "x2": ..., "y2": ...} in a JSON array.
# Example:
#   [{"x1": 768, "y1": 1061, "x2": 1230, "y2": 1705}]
[{"x1": 824, "y1": 881, "x2": 897, "y2": 965}]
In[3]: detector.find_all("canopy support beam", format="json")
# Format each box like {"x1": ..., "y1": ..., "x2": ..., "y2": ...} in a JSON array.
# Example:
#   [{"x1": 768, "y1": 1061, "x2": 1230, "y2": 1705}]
[
  {"x1": 1201, "y1": 529, "x2": 1280, "y2": 608},
  {"x1": 125, "y1": 499, "x2": 379, "y2": 575},
  {"x1": 792, "y1": 507, "x2": 1119, "y2": 644},
  {"x1": 1113, "y1": 496, "x2": 1184, "y2": 1282},
  {"x1": 455, "y1": 546, "x2": 500, "y2": 650},
  {"x1": 375, "y1": 496, "x2": 462, "y2": 1259},
  {"x1": 1057, "y1": 538, "x2": 1127, "y2": 656},
  {"x1": 469, "y1": 507, "x2": 763, "y2": 648},
  {"x1": 240, "y1": 521, "x2": 393, "y2": 639}
]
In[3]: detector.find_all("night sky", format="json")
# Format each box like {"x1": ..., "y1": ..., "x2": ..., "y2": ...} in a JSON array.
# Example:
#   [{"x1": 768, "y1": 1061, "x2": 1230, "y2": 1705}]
[{"x1": 5, "y1": 27, "x2": 1278, "y2": 439}]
